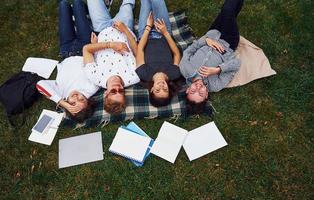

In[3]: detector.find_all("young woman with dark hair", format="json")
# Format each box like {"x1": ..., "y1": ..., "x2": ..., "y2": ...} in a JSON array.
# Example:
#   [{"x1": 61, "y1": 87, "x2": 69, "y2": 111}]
[
  {"x1": 136, "y1": 0, "x2": 182, "y2": 107},
  {"x1": 36, "y1": 0, "x2": 98, "y2": 122}
]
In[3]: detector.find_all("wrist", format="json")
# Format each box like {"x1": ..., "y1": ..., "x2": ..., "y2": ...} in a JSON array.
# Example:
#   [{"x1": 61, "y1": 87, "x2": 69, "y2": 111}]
[
  {"x1": 163, "y1": 31, "x2": 170, "y2": 37},
  {"x1": 146, "y1": 24, "x2": 152, "y2": 28}
]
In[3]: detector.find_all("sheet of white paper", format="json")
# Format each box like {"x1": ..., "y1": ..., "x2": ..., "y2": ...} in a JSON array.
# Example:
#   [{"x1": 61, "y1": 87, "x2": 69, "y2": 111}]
[
  {"x1": 28, "y1": 109, "x2": 64, "y2": 145},
  {"x1": 150, "y1": 121, "x2": 188, "y2": 163},
  {"x1": 59, "y1": 132, "x2": 104, "y2": 168},
  {"x1": 183, "y1": 122, "x2": 228, "y2": 161},
  {"x1": 109, "y1": 128, "x2": 151, "y2": 162},
  {"x1": 22, "y1": 57, "x2": 58, "y2": 79}
]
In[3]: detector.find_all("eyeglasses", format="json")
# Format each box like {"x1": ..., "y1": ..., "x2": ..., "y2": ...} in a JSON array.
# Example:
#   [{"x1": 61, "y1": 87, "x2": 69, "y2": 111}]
[{"x1": 109, "y1": 88, "x2": 125, "y2": 95}]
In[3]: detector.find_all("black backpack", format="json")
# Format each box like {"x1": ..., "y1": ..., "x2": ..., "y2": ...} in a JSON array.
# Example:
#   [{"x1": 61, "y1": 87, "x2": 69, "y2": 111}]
[{"x1": 0, "y1": 71, "x2": 43, "y2": 126}]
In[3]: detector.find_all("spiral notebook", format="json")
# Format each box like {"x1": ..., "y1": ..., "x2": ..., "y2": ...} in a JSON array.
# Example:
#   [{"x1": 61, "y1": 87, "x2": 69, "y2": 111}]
[
  {"x1": 124, "y1": 122, "x2": 154, "y2": 166},
  {"x1": 109, "y1": 127, "x2": 152, "y2": 163}
]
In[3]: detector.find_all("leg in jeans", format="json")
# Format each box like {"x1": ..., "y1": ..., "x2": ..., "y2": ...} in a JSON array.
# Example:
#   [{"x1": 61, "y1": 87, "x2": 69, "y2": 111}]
[
  {"x1": 150, "y1": 0, "x2": 171, "y2": 33},
  {"x1": 59, "y1": 0, "x2": 76, "y2": 57},
  {"x1": 138, "y1": 0, "x2": 171, "y2": 39},
  {"x1": 72, "y1": 0, "x2": 92, "y2": 46},
  {"x1": 113, "y1": 0, "x2": 135, "y2": 30},
  {"x1": 209, "y1": 0, "x2": 244, "y2": 50},
  {"x1": 138, "y1": 0, "x2": 153, "y2": 39},
  {"x1": 87, "y1": 0, "x2": 112, "y2": 32}
]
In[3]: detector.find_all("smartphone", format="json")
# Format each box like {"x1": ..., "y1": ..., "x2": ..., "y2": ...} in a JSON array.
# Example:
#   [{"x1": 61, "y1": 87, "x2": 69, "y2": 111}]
[{"x1": 32, "y1": 114, "x2": 54, "y2": 134}]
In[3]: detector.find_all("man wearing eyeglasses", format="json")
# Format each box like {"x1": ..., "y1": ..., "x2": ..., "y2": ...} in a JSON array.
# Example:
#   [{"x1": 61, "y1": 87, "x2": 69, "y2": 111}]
[{"x1": 83, "y1": 0, "x2": 140, "y2": 115}]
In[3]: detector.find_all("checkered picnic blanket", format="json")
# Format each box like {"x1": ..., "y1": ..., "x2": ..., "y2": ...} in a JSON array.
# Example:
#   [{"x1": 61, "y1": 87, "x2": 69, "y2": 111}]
[
  {"x1": 62, "y1": 85, "x2": 213, "y2": 128},
  {"x1": 62, "y1": 11, "x2": 213, "y2": 127}
]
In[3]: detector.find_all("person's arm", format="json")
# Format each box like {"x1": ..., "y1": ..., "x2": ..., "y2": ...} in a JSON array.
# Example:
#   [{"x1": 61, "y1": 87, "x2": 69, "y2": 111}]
[
  {"x1": 83, "y1": 40, "x2": 130, "y2": 64},
  {"x1": 113, "y1": 21, "x2": 138, "y2": 56},
  {"x1": 198, "y1": 56, "x2": 240, "y2": 77},
  {"x1": 136, "y1": 12, "x2": 154, "y2": 67},
  {"x1": 36, "y1": 80, "x2": 81, "y2": 114},
  {"x1": 36, "y1": 80, "x2": 62, "y2": 104},
  {"x1": 154, "y1": 19, "x2": 181, "y2": 65}
]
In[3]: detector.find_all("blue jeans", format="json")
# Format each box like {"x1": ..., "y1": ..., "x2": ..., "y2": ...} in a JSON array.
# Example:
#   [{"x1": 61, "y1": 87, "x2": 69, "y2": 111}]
[
  {"x1": 59, "y1": 0, "x2": 92, "y2": 59},
  {"x1": 138, "y1": 0, "x2": 171, "y2": 39},
  {"x1": 87, "y1": 0, "x2": 135, "y2": 32}
]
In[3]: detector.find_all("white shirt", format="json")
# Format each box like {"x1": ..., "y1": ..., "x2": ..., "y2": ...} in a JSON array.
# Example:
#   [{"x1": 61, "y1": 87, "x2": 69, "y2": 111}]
[
  {"x1": 36, "y1": 56, "x2": 99, "y2": 103},
  {"x1": 84, "y1": 27, "x2": 140, "y2": 88}
]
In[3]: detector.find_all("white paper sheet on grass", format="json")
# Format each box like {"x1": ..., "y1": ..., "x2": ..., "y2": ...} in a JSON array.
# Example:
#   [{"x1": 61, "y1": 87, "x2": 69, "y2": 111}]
[
  {"x1": 183, "y1": 122, "x2": 228, "y2": 161},
  {"x1": 59, "y1": 132, "x2": 104, "y2": 168},
  {"x1": 109, "y1": 127, "x2": 151, "y2": 162},
  {"x1": 22, "y1": 57, "x2": 58, "y2": 79},
  {"x1": 150, "y1": 121, "x2": 188, "y2": 163},
  {"x1": 28, "y1": 109, "x2": 64, "y2": 145}
]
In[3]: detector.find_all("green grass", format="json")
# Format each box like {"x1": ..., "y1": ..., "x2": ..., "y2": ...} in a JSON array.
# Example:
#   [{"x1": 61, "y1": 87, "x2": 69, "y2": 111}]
[{"x1": 0, "y1": 0, "x2": 313, "y2": 199}]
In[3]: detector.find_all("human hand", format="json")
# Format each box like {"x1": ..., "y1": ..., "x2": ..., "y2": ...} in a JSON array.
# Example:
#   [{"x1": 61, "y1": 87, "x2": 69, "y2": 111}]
[
  {"x1": 90, "y1": 32, "x2": 98, "y2": 44},
  {"x1": 206, "y1": 38, "x2": 225, "y2": 53},
  {"x1": 113, "y1": 21, "x2": 128, "y2": 33},
  {"x1": 146, "y1": 12, "x2": 154, "y2": 27},
  {"x1": 111, "y1": 42, "x2": 130, "y2": 54},
  {"x1": 154, "y1": 18, "x2": 168, "y2": 35},
  {"x1": 61, "y1": 101, "x2": 82, "y2": 115},
  {"x1": 198, "y1": 66, "x2": 221, "y2": 77}
]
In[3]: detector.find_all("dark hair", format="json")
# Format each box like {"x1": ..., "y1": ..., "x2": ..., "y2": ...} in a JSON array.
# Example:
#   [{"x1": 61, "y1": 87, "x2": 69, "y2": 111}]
[
  {"x1": 148, "y1": 80, "x2": 178, "y2": 107},
  {"x1": 65, "y1": 100, "x2": 95, "y2": 123},
  {"x1": 103, "y1": 95, "x2": 126, "y2": 115},
  {"x1": 186, "y1": 98, "x2": 208, "y2": 115}
]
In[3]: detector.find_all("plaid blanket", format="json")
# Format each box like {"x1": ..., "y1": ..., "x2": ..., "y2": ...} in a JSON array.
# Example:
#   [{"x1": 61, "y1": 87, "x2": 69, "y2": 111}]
[
  {"x1": 62, "y1": 11, "x2": 213, "y2": 127},
  {"x1": 62, "y1": 85, "x2": 213, "y2": 128}
]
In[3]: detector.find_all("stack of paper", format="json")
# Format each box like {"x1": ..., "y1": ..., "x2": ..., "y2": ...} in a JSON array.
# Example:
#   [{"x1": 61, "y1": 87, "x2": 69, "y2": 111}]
[
  {"x1": 150, "y1": 121, "x2": 188, "y2": 163},
  {"x1": 28, "y1": 109, "x2": 64, "y2": 145},
  {"x1": 59, "y1": 132, "x2": 104, "y2": 168},
  {"x1": 150, "y1": 121, "x2": 228, "y2": 163},
  {"x1": 109, "y1": 125, "x2": 153, "y2": 164},
  {"x1": 22, "y1": 57, "x2": 58, "y2": 79}
]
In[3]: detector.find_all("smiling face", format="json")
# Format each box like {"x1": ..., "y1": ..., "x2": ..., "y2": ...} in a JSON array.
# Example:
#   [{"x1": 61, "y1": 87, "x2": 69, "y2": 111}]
[
  {"x1": 151, "y1": 79, "x2": 169, "y2": 98},
  {"x1": 151, "y1": 72, "x2": 169, "y2": 98},
  {"x1": 186, "y1": 79, "x2": 209, "y2": 103},
  {"x1": 105, "y1": 75, "x2": 125, "y2": 105},
  {"x1": 67, "y1": 91, "x2": 88, "y2": 113}
]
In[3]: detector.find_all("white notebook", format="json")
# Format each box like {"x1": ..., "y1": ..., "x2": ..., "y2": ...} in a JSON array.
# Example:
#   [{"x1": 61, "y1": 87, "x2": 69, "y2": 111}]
[
  {"x1": 22, "y1": 57, "x2": 58, "y2": 79},
  {"x1": 183, "y1": 122, "x2": 228, "y2": 161},
  {"x1": 150, "y1": 121, "x2": 188, "y2": 163},
  {"x1": 109, "y1": 127, "x2": 151, "y2": 163},
  {"x1": 59, "y1": 132, "x2": 104, "y2": 168},
  {"x1": 28, "y1": 109, "x2": 64, "y2": 145}
]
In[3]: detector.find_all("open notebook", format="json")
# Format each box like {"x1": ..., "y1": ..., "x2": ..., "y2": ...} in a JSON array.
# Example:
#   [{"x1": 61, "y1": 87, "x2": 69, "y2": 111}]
[
  {"x1": 109, "y1": 127, "x2": 152, "y2": 163},
  {"x1": 151, "y1": 121, "x2": 228, "y2": 163},
  {"x1": 28, "y1": 109, "x2": 64, "y2": 145}
]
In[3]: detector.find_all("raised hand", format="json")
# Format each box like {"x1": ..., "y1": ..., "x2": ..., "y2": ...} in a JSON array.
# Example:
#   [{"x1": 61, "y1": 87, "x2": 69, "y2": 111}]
[
  {"x1": 206, "y1": 38, "x2": 225, "y2": 53},
  {"x1": 113, "y1": 21, "x2": 128, "y2": 33},
  {"x1": 154, "y1": 18, "x2": 168, "y2": 35}
]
